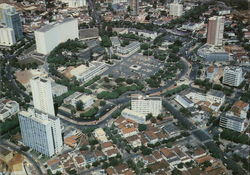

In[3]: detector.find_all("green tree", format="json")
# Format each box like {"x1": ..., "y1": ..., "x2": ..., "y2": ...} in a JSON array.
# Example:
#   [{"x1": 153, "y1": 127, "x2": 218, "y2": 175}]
[
  {"x1": 76, "y1": 101, "x2": 83, "y2": 111},
  {"x1": 138, "y1": 124, "x2": 147, "y2": 132}
]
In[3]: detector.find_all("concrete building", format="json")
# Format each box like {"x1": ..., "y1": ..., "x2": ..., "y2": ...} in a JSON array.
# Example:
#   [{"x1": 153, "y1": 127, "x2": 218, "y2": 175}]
[
  {"x1": 197, "y1": 44, "x2": 229, "y2": 62},
  {"x1": 220, "y1": 101, "x2": 249, "y2": 132},
  {"x1": 0, "y1": 99, "x2": 19, "y2": 121},
  {"x1": 70, "y1": 61, "x2": 107, "y2": 82},
  {"x1": 131, "y1": 94, "x2": 162, "y2": 117},
  {"x1": 35, "y1": 18, "x2": 79, "y2": 55},
  {"x1": 0, "y1": 3, "x2": 23, "y2": 40},
  {"x1": 206, "y1": 65, "x2": 218, "y2": 80},
  {"x1": 58, "y1": 0, "x2": 87, "y2": 7},
  {"x1": 117, "y1": 41, "x2": 140, "y2": 55},
  {"x1": 112, "y1": 0, "x2": 127, "y2": 4},
  {"x1": 169, "y1": 2, "x2": 183, "y2": 17},
  {"x1": 222, "y1": 66, "x2": 244, "y2": 87},
  {"x1": 220, "y1": 114, "x2": 247, "y2": 132},
  {"x1": 93, "y1": 128, "x2": 108, "y2": 143},
  {"x1": 207, "y1": 16, "x2": 225, "y2": 46},
  {"x1": 30, "y1": 77, "x2": 55, "y2": 116},
  {"x1": 130, "y1": 0, "x2": 139, "y2": 16},
  {"x1": 0, "y1": 27, "x2": 16, "y2": 46},
  {"x1": 121, "y1": 108, "x2": 146, "y2": 124},
  {"x1": 175, "y1": 95, "x2": 194, "y2": 108},
  {"x1": 19, "y1": 109, "x2": 63, "y2": 156},
  {"x1": 63, "y1": 91, "x2": 94, "y2": 109}
]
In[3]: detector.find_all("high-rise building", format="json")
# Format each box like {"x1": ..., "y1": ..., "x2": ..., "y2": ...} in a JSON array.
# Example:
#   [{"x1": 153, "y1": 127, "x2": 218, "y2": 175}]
[
  {"x1": 0, "y1": 27, "x2": 16, "y2": 46},
  {"x1": 35, "y1": 18, "x2": 79, "y2": 55},
  {"x1": 222, "y1": 66, "x2": 244, "y2": 87},
  {"x1": 0, "y1": 3, "x2": 23, "y2": 40},
  {"x1": 169, "y1": 2, "x2": 183, "y2": 17},
  {"x1": 131, "y1": 94, "x2": 162, "y2": 117},
  {"x1": 30, "y1": 77, "x2": 55, "y2": 116},
  {"x1": 207, "y1": 16, "x2": 225, "y2": 46},
  {"x1": 19, "y1": 108, "x2": 63, "y2": 156},
  {"x1": 130, "y1": 0, "x2": 139, "y2": 16}
]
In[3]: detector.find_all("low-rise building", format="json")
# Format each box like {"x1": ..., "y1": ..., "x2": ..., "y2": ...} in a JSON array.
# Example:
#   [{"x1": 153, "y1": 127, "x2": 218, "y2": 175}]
[
  {"x1": 131, "y1": 94, "x2": 162, "y2": 117},
  {"x1": 70, "y1": 61, "x2": 108, "y2": 82},
  {"x1": 117, "y1": 41, "x2": 140, "y2": 55},
  {"x1": 93, "y1": 128, "x2": 108, "y2": 143},
  {"x1": 63, "y1": 92, "x2": 94, "y2": 109},
  {"x1": 0, "y1": 99, "x2": 19, "y2": 121},
  {"x1": 220, "y1": 101, "x2": 249, "y2": 132},
  {"x1": 121, "y1": 108, "x2": 146, "y2": 124}
]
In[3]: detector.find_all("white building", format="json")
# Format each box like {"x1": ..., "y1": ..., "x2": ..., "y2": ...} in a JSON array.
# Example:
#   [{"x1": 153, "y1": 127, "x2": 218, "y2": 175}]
[
  {"x1": 223, "y1": 66, "x2": 244, "y2": 87},
  {"x1": 58, "y1": 0, "x2": 87, "y2": 7},
  {"x1": 121, "y1": 108, "x2": 146, "y2": 124},
  {"x1": 70, "y1": 61, "x2": 107, "y2": 82},
  {"x1": 169, "y1": 3, "x2": 183, "y2": 17},
  {"x1": 131, "y1": 94, "x2": 162, "y2": 117},
  {"x1": 93, "y1": 128, "x2": 108, "y2": 143},
  {"x1": 0, "y1": 100, "x2": 19, "y2": 121},
  {"x1": 220, "y1": 101, "x2": 249, "y2": 132},
  {"x1": 30, "y1": 77, "x2": 55, "y2": 116},
  {"x1": 35, "y1": 18, "x2": 79, "y2": 55},
  {"x1": 116, "y1": 41, "x2": 140, "y2": 56},
  {"x1": 63, "y1": 91, "x2": 94, "y2": 109},
  {"x1": 18, "y1": 108, "x2": 63, "y2": 156},
  {"x1": 112, "y1": 0, "x2": 127, "y2": 4},
  {"x1": 0, "y1": 27, "x2": 16, "y2": 46},
  {"x1": 175, "y1": 95, "x2": 194, "y2": 108}
]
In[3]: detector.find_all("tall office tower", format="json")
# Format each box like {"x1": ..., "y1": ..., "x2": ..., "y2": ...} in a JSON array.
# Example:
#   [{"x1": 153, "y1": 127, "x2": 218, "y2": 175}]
[
  {"x1": 131, "y1": 94, "x2": 162, "y2": 117},
  {"x1": 0, "y1": 27, "x2": 16, "y2": 46},
  {"x1": 30, "y1": 77, "x2": 55, "y2": 116},
  {"x1": 19, "y1": 108, "x2": 63, "y2": 156},
  {"x1": 0, "y1": 3, "x2": 23, "y2": 40},
  {"x1": 35, "y1": 18, "x2": 79, "y2": 55},
  {"x1": 130, "y1": 0, "x2": 139, "y2": 16},
  {"x1": 222, "y1": 66, "x2": 244, "y2": 87},
  {"x1": 207, "y1": 16, "x2": 225, "y2": 46},
  {"x1": 169, "y1": 2, "x2": 183, "y2": 17}
]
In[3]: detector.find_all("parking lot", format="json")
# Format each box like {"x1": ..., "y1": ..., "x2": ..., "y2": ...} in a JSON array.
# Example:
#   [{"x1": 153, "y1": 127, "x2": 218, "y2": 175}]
[{"x1": 103, "y1": 53, "x2": 164, "y2": 79}]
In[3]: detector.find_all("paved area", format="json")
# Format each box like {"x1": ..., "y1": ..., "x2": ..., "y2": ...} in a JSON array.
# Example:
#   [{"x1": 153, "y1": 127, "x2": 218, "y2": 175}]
[{"x1": 104, "y1": 53, "x2": 164, "y2": 78}]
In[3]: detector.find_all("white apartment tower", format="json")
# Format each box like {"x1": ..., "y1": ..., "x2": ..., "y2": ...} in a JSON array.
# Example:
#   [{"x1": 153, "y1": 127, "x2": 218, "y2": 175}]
[
  {"x1": 131, "y1": 94, "x2": 162, "y2": 117},
  {"x1": 19, "y1": 109, "x2": 63, "y2": 156},
  {"x1": 0, "y1": 27, "x2": 16, "y2": 46},
  {"x1": 35, "y1": 18, "x2": 79, "y2": 55},
  {"x1": 30, "y1": 77, "x2": 55, "y2": 116},
  {"x1": 207, "y1": 16, "x2": 225, "y2": 46},
  {"x1": 222, "y1": 66, "x2": 244, "y2": 87},
  {"x1": 169, "y1": 2, "x2": 183, "y2": 17}
]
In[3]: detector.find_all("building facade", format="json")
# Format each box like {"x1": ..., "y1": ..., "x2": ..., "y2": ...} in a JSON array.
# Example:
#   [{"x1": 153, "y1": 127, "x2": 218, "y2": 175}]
[
  {"x1": 220, "y1": 114, "x2": 246, "y2": 132},
  {"x1": 18, "y1": 109, "x2": 63, "y2": 156},
  {"x1": 207, "y1": 16, "x2": 225, "y2": 46},
  {"x1": 131, "y1": 94, "x2": 162, "y2": 117},
  {"x1": 35, "y1": 18, "x2": 79, "y2": 55},
  {"x1": 169, "y1": 3, "x2": 183, "y2": 17},
  {"x1": 130, "y1": 0, "x2": 139, "y2": 16},
  {"x1": 30, "y1": 77, "x2": 55, "y2": 116},
  {"x1": 0, "y1": 3, "x2": 23, "y2": 40},
  {"x1": 0, "y1": 27, "x2": 16, "y2": 46},
  {"x1": 121, "y1": 108, "x2": 146, "y2": 124},
  {"x1": 222, "y1": 66, "x2": 244, "y2": 87}
]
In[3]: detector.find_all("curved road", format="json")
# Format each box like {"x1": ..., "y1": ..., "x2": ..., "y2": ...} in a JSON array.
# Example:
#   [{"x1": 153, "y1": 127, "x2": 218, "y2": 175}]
[{"x1": 0, "y1": 140, "x2": 43, "y2": 175}]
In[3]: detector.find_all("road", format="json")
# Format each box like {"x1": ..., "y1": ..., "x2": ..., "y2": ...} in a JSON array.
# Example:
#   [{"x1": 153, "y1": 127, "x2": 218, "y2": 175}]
[{"x1": 0, "y1": 140, "x2": 43, "y2": 175}]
